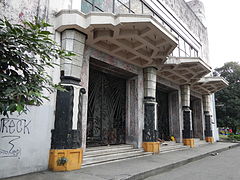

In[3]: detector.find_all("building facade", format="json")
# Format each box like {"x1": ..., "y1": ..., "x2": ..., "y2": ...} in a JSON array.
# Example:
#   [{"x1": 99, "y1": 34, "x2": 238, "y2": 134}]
[{"x1": 0, "y1": 0, "x2": 228, "y2": 178}]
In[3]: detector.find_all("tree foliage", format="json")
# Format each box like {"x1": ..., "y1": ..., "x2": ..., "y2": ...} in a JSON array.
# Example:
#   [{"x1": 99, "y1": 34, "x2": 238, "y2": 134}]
[
  {"x1": 0, "y1": 17, "x2": 73, "y2": 116},
  {"x1": 215, "y1": 61, "x2": 240, "y2": 133}
]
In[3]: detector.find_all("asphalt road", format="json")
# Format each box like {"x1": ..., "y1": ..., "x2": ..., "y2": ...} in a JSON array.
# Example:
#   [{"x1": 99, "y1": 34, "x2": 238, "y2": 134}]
[{"x1": 146, "y1": 146, "x2": 240, "y2": 180}]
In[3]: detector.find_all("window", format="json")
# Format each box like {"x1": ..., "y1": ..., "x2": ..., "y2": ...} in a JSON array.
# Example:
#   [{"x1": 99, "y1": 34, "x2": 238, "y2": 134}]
[
  {"x1": 81, "y1": 0, "x2": 199, "y2": 58},
  {"x1": 81, "y1": 0, "x2": 93, "y2": 13},
  {"x1": 115, "y1": 0, "x2": 130, "y2": 14},
  {"x1": 81, "y1": 0, "x2": 113, "y2": 13},
  {"x1": 130, "y1": 0, "x2": 142, "y2": 14}
]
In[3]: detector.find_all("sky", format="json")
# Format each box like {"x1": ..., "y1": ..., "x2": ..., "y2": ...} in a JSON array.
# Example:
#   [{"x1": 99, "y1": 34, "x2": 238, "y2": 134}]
[{"x1": 200, "y1": 0, "x2": 240, "y2": 68}]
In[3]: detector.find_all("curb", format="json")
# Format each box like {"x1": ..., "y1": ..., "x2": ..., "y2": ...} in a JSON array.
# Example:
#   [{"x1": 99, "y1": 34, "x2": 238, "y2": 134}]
[{"x1": 127, "y1": 143, "x2": 240, "y2": 180}]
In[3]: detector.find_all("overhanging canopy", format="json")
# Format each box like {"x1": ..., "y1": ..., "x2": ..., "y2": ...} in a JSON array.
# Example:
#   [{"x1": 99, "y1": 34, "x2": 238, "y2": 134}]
[
  {"x1": 192, "y1": 76, "x2": 229, "y2": 94},
  {"x1": 55, "y1": 10, "x2": 178, "y2": 67},
  {"x1": 158, "y1": 57, "x2": 212, "y2": 85}
]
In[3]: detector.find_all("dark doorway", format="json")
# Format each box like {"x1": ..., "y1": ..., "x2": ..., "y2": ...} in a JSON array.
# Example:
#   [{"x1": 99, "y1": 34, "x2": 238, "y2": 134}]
[
  {"x1": 87, "y1": 67, "x2": 126, "y2": 147},
  {"x1": 190, "y1": 96, "x2": 203, "y2": 139},
  {"x1": 156, "y1": 89, "x2": 170, "y2": 141}
]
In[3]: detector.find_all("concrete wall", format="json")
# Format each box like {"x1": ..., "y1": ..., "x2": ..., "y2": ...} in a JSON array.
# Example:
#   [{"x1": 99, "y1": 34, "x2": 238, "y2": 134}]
[
  {"x1": 186, "y1": 0, "x2": 206, "y2": 26},
  {"x1": 161, "y1": 0, "x2": 209, "y2": 63},
  {"x1": 211, "y1": 94, "x2": 219, "y2": 141},
  {"x1": 0, "y1": 0, "x2": 48, "y2": 23},
  {"x1": 0, "y1": 95, "x2": 57, "y2": 178},
  {"x1": 126, "y1": 74, "x2": 144, "y2": 148},
  {"x1": 0, "y1": 0, "x2": 60, "y2": 178}
]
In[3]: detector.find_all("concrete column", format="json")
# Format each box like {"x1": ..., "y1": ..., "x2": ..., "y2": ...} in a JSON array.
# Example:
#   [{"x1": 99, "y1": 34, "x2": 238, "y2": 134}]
[
  {"x1": 126, "y1": 71, "x2": 144, "y2": 148},
  {"x1": 49, "y1": 30, "x2": 86, "y2": 171},
  {"x1": 169, "y1": 91, "x2": 182, "y2": 142},
  {"x1": 61, "y1": 30, "x2": 85, "y2": 78},
  {"x1": 191, "y1": 99, "x2": 204, "y2": 139},
  {"x1": 202, "y1": 94, "x2": 214, "y2": 143},
  {"x1": 180, "y1": 84, "x2": 194, "y2": 147},
  {"x1": 142, "y1": 67, "x2": 159, "y2": 153}
]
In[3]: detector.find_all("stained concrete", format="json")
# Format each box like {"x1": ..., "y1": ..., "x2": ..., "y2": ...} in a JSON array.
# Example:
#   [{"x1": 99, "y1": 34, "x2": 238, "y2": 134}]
[
  {"x1": 147, "y1": 144, "x2": 240, "y2": 180},
  {"x1": 2, "y1": 142, "x2": 239, "y2": 180}
]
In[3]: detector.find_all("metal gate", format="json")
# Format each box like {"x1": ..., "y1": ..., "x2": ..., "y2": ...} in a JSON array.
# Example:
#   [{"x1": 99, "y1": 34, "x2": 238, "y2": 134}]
[{"x1": 87, "y1": 68, "x2": 126, "y2": 147}]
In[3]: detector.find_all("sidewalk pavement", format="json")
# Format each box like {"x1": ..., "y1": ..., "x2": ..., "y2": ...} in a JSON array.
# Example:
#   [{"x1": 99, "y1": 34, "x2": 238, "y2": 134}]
[{"x1": 3, "y1": 142, "x2": 239, "y2": 180}]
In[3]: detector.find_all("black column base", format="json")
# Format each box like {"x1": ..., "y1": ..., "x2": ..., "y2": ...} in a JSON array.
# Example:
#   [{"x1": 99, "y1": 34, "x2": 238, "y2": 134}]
[
  {"x1": 51, "y1": 129, "x2": 81, "y2": 149},
  {"x1": 51, "y1": 77, "x2": 84, "y2": 150},
  {"x1": 143, "y1": 101, "x2": 157, "y2": 142},
  {"x1": 204, "y1": 111, "x2": 213, "y2": 137},
  {"x1": 143, "y1": 129, "x2": 158, "y2": 142},
  {"x1": 182, "y1": 106, "x2": 193, "y2": 139}
]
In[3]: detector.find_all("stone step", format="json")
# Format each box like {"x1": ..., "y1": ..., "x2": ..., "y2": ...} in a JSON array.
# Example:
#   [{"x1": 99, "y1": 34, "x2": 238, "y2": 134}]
[
  {"x1": 86, "y1": 144, "x2": 133, "y2": 152},
  {"x1": 85, "y1": 148, "x2": 143, "y2": 158},
  {"x1": 195, "y1": 140, "x2": 209, "y2": 147},
  {"x1": 160, "y1": 144, "x2": 186, "y2": 150},
  {"x1": 160, "y1": 142, "x2": 189, "y2": 153},
  {"x1": 85, "y1": 145, "x2": 134, "y2": 157},
  {"x1": 161, "y1": 146, "x2": 189, "y2": 154},
  {"x1": 193, "y1": 138, "x2": 202, "y2": 143},
  {"x1": 82, "y1": 145, "x2": 152, "y2": 167}
]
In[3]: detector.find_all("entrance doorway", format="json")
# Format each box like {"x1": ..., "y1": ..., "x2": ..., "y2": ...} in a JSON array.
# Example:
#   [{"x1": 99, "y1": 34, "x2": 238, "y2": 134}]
[
  {"x1": 156, "y1": 89, "x2": 170, "y2": 141},
  {"x1": 190, "y1": 96, "x2": 204, "y2": 139},
  {"x1": 87, "y1": 66, "x2": 126, "y2": 147}
]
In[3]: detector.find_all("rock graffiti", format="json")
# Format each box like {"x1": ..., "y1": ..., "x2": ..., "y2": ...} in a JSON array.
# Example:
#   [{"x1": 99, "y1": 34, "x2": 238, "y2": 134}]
[
  {"x1": 0, "y1": 136, "x2": 21, "y2": 158},
  {"x1": 0, "y1": 118, "x2": 31, "y2": 158},
  {"x1": 0, "y1": 118, "x2": 31, "y2": 134}
]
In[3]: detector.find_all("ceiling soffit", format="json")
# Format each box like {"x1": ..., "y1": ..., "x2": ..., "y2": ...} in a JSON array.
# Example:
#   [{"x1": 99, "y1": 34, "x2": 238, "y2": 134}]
[
  {"x1": 158, "y1": 57, "x2": 212, "y2": 85},
  {"x1": 192, "y1": 77, "x2": 229, "y2": 94},
  {"x1": 55, "y1": 10, "x2": 178, "y2": 67}
]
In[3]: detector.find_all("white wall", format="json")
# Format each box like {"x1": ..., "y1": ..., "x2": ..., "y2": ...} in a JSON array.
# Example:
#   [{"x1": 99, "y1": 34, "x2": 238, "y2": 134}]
[
  {"x1": 211, "y1": 94, "x2": 219, "y2": 141},
  {"x1": 0, "y1": 0, "x2": 69, "y2": 178},
  {"x1": 0, "y1": 98, "x2": 56, "y2": 178}
]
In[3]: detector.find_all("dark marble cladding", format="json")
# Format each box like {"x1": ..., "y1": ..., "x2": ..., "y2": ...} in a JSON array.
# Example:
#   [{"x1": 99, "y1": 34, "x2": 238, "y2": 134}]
[
  {"x1": 182, "y1": 107, "x2": 193, "y2": 138},
  {"x1": 54, "y1": 86, "x2": 74, "y2": 131},
  {"x1": 51, "y1": 129, "x2": 81, "y2": 149},
  {"x1": 143, "y1": 102, "x2": 157, "y2": 142},
  {"x1": 51, "y1": 85, "x2": 82, "y2": 149},
  {"x1": 204, "y1": 111, "x2": 212, "y2": 137}
]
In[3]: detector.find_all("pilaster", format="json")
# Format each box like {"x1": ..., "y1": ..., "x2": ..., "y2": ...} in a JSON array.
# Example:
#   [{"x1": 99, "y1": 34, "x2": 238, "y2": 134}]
[
  {"x1": 203, "y1": 94, "x2": 214, "y2": 143},
  {"x1": 181, "y1": 84, "x2": 194, "y2": 147},
  {"x1": 142, "y1": 67, "x2": 160, "y2": 153},
  {"x1": 49, "y1": 30, "x2": 86, "y2": 171}
]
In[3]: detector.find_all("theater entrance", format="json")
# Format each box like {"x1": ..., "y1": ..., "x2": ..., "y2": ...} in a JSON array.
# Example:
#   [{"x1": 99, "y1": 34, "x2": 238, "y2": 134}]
[
  {"x1": 87, "y1": 66, "x2": 126, "y2": 147},
  {"x1": 156, "y1": 87, "x2": 170, "y2": 141}
]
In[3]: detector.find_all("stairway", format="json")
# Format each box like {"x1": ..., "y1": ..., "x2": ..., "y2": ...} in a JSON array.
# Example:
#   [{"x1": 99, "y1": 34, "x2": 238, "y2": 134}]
[
  {"x1": 160, "y1": 141, "x2": 189, "y2": 153},
  {"x1": 194, "y1": 138, "x2": 209, "y2": 147},
  {"x1": 82, "y1": 144, "x2": 152, "y2": 167},
  {"x1": 82, "y1": 140, "x2": 210, "y2": 167},
  {"x1": 160, "y1": 139, "x2": 209, "y2": 153}
]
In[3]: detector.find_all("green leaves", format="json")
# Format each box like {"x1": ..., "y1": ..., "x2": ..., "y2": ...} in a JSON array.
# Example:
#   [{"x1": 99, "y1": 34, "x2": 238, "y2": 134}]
[
  {"x1": 215, "y1": 61, "x2": 240, "y2": 133},
  {"x1": 0, "y1": 17, "x2": 74, "y2": 116}
]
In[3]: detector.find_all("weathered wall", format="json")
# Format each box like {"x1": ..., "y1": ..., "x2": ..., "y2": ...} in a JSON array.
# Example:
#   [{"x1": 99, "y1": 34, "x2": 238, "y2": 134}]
[
  {"x1": 161, "y1": 0, "x2": 209, "y2": 63},
  {"x1": 0, "y1": 97, "x2": 56, "y2": 178},
  {"x1": 0, "y1": 1, "x2": 83, "y2": 177},
  {"x1": 0, "y1": 0, "x2": 58, "y2": 178},
  {"x1": 0, "y1": 0, "x2": 48, "y2": 23},
  {"x1": 187, "y1": 0, "x2": 206, "y2": 26}
]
